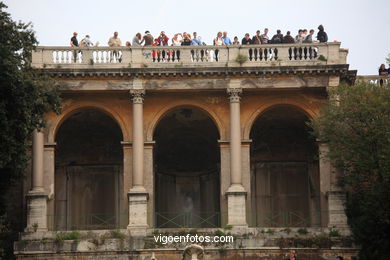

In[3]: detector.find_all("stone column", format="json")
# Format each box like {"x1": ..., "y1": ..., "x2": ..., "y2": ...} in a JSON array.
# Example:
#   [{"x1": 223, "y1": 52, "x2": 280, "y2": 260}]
[
  {"x1": 318, "y1": 141, "x2": 349, "y2": 234},
  {"x1": 226, "y1": 87, "x2": 247, "y2": 228},
  {"x1": 25, "y1": 129, "x2": 48, "y2": 232},
  {"x1": 128, "y1": 88, "x2": 148, "y2": 235},
  {"x1": 43, "y1": 142, "x2": 56, "y2": 230}
]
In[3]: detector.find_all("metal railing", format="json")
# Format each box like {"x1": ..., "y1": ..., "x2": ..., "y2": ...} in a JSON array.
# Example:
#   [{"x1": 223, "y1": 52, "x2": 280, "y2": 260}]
[
  {"x1": 250, "y1": 210, "x2": 323, "y2": 227},
  {"x1": 47, "y1": 213, "x2": 127, "y2": 231},
  {"x1": 154, "y1": 211, "x2": 223, "y2": 228}
]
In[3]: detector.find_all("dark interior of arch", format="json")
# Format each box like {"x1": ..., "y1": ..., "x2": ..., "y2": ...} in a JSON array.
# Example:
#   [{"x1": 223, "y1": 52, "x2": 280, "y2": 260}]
[
  {"x1": 55, "y1": 109, "x2": 123, "y2": 230},
  {"x1": 250, "y1": 105, "x2": 321, "y2": 227},
  {"x1": 154, "y1": 107, "x2": 220, "y2": 228}
]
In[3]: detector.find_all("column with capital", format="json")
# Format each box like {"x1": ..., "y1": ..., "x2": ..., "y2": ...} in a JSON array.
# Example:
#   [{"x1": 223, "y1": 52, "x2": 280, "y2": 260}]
[
  {"x1": 226, "y1": 86, "x2": 248, "y2": 228},
  {"x1": 128, "y1": 87, "x2": 149, "y2": 235},
  {"x1": 25, "y1": 129, "x2": 48, "y2": 232}
]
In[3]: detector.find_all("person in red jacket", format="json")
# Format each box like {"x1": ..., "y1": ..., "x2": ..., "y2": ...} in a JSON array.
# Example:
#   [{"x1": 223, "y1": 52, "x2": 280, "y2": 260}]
[{"x1": 156, "y1": 31, "x2": 169, "y2": 61}]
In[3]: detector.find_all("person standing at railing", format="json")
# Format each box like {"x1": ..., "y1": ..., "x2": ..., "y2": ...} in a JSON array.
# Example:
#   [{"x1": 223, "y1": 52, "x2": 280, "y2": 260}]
[
  {"x1": 191, "y1": 32, "x2": 205, "y2": 61},
  {"x1": 261, "y1": 28, "x2": 269, "y2": 44},
  {"x1": 251, "y1": 30, "x2": 262, "y2": 61},
  {"x1": 181, "y1": 32, "x2": 192, "y2": 46},
  {"x1": 283, "y1": 31, "x2": 295, "y2": 43},
  {"x1": 316, "y1": 25, "x2": 328, "y2": 43},
  {"x1": 156, "y1": 31, "x2": 169, "y2": 61},
  {"x1": 303, "y1": 29, "x2": 317, "y2": 59},
  {"x1": 241, "y1": 33, "x2": 253, "y2": 60},
  {"x1": 213, "y1": 32, "x2": 225, "y2": 62},
  {"x1": 141, "y1": 31, "x2": 154, "y2": 46},
  {"x1": 379, "y1": 64, "x2": 389, "y2": 86},
  {"x1": 132, "y1": 33, "x2": 142, "y2": 46},
  {"x1": 295, "y1": 29, "x2": 305, "y2": 43},
  {"x1": 222, "y1": 31, "x2": 232, "y2": 45},
  {"x1": 232, "y1": 36, "x2": 240, "y2": 45},
  {"x1": 108, "y1": 31, "x2": 122, "y2": 62},
  {"x1": 171, "y1": 33, "x2": 183, "y2": 61},
  {"x1": 70, "y1": 32, "x2": 79, "y2": 63},
  {"x1": 271, "y1": 29, "x2": 283, "y2": 44}
]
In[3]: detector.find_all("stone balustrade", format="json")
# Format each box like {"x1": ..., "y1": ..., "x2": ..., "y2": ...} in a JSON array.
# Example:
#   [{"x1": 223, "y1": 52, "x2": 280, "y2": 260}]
[
  {"x1": 31, "y1": 42, "x2": 347, "y2": 69},
  {"x1": 356, "y1": 75, "x2": 390, "y2": 85}
]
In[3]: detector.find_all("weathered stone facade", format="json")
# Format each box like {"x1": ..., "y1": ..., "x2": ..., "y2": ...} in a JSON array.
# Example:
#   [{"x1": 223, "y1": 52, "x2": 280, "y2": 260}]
[{"x1": 16, "y1": 43, "x2": 359, "y2": 259}]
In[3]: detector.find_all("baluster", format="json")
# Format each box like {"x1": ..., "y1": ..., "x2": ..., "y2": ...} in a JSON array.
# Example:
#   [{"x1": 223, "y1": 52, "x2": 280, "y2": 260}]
[
  {"x1": 299, "y1": 47, "x2": 303, "y2": 60},
  {"x1": 264, "y1": 48, "x2": 268, "y2": 61},
  {"x1": 53, "y1": 51, "x2": 57, "y2": 63},
  {"x1": 274, "y1": 48, "x2": 278, "y2": 60},
  {"x1": 248, "y1": 48, "x2": 253, "y2": 61},
  {"x1": 304, "y1": 47, "x2": 308, "y2": 60},
  {"x1": 288, "y1": 47, "x2": 292, "y2": 60}
]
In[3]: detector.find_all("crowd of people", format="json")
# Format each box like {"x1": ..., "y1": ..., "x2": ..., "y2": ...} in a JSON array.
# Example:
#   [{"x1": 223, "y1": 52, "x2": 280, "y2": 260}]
[{"x1": 69, "y1": 25, "x2": 329, "y2": 48}]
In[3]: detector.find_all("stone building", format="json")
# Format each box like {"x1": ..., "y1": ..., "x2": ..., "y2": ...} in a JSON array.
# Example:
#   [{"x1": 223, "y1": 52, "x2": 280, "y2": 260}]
[{"x1": 15, "y1": 43, "x2": 361, "y2": 259}]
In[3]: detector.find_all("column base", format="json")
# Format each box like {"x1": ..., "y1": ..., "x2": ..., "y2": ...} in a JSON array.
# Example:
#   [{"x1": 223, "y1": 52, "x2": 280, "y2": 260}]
[
  {"x1": 25, "y1": 189, "x2": 48, "y2": 232},
  {"x1": 226, "y1": 184, "x2": 248, "y2": 228},
  {"x1": 127, "y1": 187, "x2": 149, "y2": 236},
  {"x1": 327, "y1": 190, "x2": 350, "y2": 235}
]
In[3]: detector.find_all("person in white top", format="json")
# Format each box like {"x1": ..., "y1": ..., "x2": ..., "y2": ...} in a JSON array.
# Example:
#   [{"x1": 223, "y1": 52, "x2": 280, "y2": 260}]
[
  {"x1": 172, "y1": 33, "x2": 183, "y2": 61},
  {"x1": 213, "y1": 31, "x2": 225, "y2": 61}
]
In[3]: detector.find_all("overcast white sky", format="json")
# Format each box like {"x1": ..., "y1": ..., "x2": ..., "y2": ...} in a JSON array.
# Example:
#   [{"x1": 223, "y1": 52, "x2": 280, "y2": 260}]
[{"x1": 4, "y1": 0, "x2": 390, "y2": 75}]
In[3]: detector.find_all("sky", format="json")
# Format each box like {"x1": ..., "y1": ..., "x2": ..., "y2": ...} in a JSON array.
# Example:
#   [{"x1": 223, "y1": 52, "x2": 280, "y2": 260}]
[{"x1": 3, "y1": 0, "x2": 390, "y2": 75}]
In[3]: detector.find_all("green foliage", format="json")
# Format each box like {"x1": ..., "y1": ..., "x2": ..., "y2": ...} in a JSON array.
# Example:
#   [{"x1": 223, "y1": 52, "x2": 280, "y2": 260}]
[
  {"x1": 110, "y1": 230, "x2": 126, "y2": 239},
  {"x1": 265, "y1": 229, "x2": 275, "y2": 235},
  {"x1": 214, "y1": 229, "x2": 225, "y2": 236},
  {"x1": 318, "y1": 55, "x2": 327, "y2": 61},
  {"x1": 235, "y1": 53, "x2": 248, "y2": 65},
  {"x1": 310, "y1": 82, "x2": 390, "y2": 260},
  {"x1": 56, "y1": 231, "x2": 81, "y2": 241},
  {"x1": 297, "y1": 228, "x2": 309, "y2": 235},
  {"x1": 329, "y1": 229, "x2": 340, "y2": 237},
  {"x1": 223, "y1": 224, "x2": 233, "y2": 230},
  {"x1": 0, "y1": 2, "x2": 61, "y2": 257}
]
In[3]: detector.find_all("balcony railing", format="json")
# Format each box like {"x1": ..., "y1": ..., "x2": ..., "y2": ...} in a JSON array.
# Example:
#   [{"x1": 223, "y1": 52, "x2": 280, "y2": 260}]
[
  {"x1": 32, "y1": 42, "x2": 347, "y2": 69},
  {"x1": 356, "y1": 75, "x2": 390, "y2": 85}
]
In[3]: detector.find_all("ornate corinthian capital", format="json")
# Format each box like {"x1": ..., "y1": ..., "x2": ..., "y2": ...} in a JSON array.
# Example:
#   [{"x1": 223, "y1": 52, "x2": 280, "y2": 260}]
[
  {"x1": 227, "y1": 88, "x2": 242, "y2": 103},
  {"x1": 130, "y1": 89, "x2": 145, "y2": 104}
]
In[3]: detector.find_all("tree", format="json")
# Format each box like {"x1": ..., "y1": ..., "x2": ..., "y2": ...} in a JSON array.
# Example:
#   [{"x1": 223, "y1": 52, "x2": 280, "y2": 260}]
[
  {"x1": 311, "y1": 82, "x2": 390, "y2": 260},
  {"x1": 0, "y1": 2, "x2": 60, "y2": 257}
]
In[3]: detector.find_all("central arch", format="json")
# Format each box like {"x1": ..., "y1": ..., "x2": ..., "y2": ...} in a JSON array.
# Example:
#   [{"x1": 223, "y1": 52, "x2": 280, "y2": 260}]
[{"x1": 153, "y1": 106, "x2": 221, "y2": 228}]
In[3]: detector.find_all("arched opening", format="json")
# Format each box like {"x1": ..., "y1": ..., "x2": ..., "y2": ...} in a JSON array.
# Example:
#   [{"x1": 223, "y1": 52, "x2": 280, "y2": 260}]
[
  {"x1": 154, "y1": 106, "x2": 220, "y2": 228},
  {"x1": 250, "y1": 105, "x2": 321, "y2": 227},
  {"x1": 54, "y1": 109, "x2": 123, "y2": 230}
]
